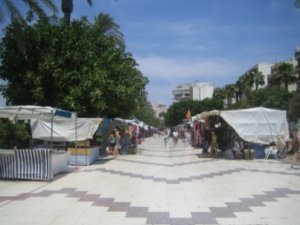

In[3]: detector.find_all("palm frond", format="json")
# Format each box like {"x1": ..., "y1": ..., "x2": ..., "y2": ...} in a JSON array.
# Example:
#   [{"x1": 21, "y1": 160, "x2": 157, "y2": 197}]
[
  {"x1": 23, "y1": 0, "x2": 48, "y2": 21},
  {"x1": 5, "y1": 0, "x2": 26, "y2": 25},
  {"x1": 40, "y1": 0, "x2": 58, "y2": 14},
  {"x1": 87, "y1": 0, "x2": 93, "y2": 6}
]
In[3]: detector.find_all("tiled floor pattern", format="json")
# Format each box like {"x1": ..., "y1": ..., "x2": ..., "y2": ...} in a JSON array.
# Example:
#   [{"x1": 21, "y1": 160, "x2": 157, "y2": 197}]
[{"x1": 0, "y1": 137, "x2": 300, "y2": 225}]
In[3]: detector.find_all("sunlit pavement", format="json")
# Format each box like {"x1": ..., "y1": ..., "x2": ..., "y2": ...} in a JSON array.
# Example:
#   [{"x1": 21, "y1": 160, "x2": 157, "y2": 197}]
[{"x1": 0, "y1": 137, "x2": 300, "y2": 225}]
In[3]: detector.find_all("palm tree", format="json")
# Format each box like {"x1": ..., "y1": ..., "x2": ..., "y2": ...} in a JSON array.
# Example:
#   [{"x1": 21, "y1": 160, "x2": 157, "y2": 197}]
[
  {"x1": 276, "y1": 62, "x2": 297, "y2": 91},
  {"x1": 251, "y1": 68, "x2": 265, "y2": 90},
  {"x1": 224, "y1": 84, "x2": 235, "y2": 106},
  {"x1": 0, "y1": 1, "x2": 57, "y2": 51},
  {"x1": 213, "y1": 87, "x2": 226, "y2": 101},
  {"x1": 234, "y1": 79, "x2": 243, "y2": 102},
  {"x1": 94, "y1": 13, "x2": 125, "y2": 49},
  {"x1": 61, "y1": 0, "x2": 92, "y2": 25},
  {"x1": 0, "y1": 0, "x2": 57, "y2": 25}
]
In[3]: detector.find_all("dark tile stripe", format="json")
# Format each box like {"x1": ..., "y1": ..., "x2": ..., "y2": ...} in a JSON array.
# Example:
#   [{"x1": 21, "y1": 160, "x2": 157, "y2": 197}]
[
  {"x1": 78, "y1": 166, "x2": 300, "y2": 184},
  {"x1": 136, "y1": 152, "x2": 200, "y2": 158},
  {"x1": 116, "y1": 158, "x2": 216, "y2": 167},
  {"x1": 78, "y1": 167, "x2": 245, "y2": 184},
  {"x1": 1, "y1": 187, "x2": 299, "y2": 225}
]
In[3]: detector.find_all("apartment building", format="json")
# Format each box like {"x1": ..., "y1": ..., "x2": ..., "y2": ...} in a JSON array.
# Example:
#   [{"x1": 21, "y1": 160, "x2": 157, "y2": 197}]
[
  {"x1": 172, "y1": 82, "x2": 214, "y2": 102},
  {"x1": 152, "y1": 102, "x2": 167, "y2": 119}
]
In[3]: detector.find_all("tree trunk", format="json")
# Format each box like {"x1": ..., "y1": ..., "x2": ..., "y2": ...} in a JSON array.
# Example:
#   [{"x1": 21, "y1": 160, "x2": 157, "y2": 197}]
[{"x1": 61, "y1": 0, "x2": 73, "y2": 25}]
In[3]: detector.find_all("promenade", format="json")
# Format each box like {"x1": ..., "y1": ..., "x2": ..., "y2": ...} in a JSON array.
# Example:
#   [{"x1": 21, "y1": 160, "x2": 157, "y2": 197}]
[{"x1": 0, "y1": 137, "x2": 300, "y2": 225}]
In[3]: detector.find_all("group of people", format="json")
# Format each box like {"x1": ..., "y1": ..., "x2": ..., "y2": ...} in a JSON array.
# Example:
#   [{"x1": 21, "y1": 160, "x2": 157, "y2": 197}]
[
  {"x1": 160, "y1": 128, "x2": 192, "y2": 149},
  {"x1": 107, "y1": 127, "x2": 139, "y2": 158}
]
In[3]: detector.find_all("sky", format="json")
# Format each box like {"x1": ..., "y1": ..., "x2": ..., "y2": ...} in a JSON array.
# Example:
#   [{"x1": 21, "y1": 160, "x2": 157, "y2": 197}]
[{"x1": 1, "y1": 0, "x2": 300, "y2": 107}]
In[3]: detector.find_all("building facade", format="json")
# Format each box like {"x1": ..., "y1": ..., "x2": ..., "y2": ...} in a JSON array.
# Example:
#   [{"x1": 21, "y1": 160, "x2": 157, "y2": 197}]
[
  {"x1": 151, "y1": 102, "x2": 167, "y2": 119},
  {"x1": 172, "y1": 82, "x2": 214, "y2": 102},
  {"x1": 172, "y1": 84, "x2": 192, "y2": 102},
  {"x1": 191, "y1": 82, "x2": 215, "y2": 101}
]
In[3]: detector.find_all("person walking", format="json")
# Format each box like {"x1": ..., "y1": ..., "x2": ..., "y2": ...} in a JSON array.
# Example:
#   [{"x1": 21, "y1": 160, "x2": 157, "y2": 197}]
[
  {"x1": 184, "y1": 130, "x2": 191, "y2": 148},
  {"x1": 172, "y1": 130, "x2": 179, "y2": 147},
  {"x1": 108, "y1": 129, "x2": 120, "y2": 158},
  {"x1": 163, "y1": 129, "x2": 169, "y2": 149}
]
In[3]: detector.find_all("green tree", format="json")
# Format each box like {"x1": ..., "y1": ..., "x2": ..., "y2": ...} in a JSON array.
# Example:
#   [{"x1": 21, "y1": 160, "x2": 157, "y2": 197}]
[
  {"x1": 246, "y1": 87, "x2": 291, "y2": 110},
  {"x1": 164, "y1": 98, "x2": 223, "y2": 127},
  {"x1": 0, "y1": 1, "x2": 57, "y2": 51},
  {"x1": 164, "y1": 100, "x2": 195, "y2": 127},
  {"x1": 61, "y1": 0, "x2": 92, "y2": 25},
  {"x1": 251, "y1": 68, "x2": 265, "y2": 90},
  {"x1": 93, "y1": 13, "x2": 125, "y2": 50},
  {"x1": 224, "y1": 84, "x2": 235, "y2": 106},
  {"x1": 234, "y1": 79, "x2": 244, "y2": 102},
  {"x1": 213, "y1": 87, "x2": 226, "y2": 101},
  {"x1": 276, "y1": 62, "x2": 297, "y2": 91},
  {"x1": 0, "y1": 0, "x2": 57, "y2": 25},
  {"x1": 288, "y1": 91, "x2": 300, "y2": 121},
  {"x1": 0, "y1": 15, "x2": 148, "y2": 118},
  {"x1": 0, "y1": 120, "x2": 30, "y2": 148},
  {"x1": 133, "y1": 96, "x2": 161, "y2": 128}
]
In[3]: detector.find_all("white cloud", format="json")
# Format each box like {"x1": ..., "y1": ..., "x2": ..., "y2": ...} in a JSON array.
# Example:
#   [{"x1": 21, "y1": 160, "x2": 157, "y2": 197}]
[
  {"x1": 136, "y1": 55, "x2": 244, "y2": 105},
  {"x1": 136, "y1": 55, "x2": 240, "y2": 82},
  {"x1": 146, "y1": 85, "x2": 173, "y2": 106}
]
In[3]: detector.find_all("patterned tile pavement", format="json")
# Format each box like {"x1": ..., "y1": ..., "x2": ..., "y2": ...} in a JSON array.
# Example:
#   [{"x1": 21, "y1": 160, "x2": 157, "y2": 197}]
[{"x1": 0, "y1": 137, "x2": 300, "y2": 225}]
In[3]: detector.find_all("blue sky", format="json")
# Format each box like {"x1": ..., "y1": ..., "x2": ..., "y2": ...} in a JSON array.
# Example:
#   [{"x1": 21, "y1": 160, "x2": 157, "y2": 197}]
[{"x1": 2, "y1": 0, "x2": 300, "y2": 106}]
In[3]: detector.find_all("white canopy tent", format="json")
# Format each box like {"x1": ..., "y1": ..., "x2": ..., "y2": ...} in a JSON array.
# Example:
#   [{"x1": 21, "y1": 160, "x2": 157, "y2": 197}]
[
  {"x1": 196, "y1": 107, "x2": 289, "y2": 146},
  {"x1": 30, "y1": 118, "x2": 102, "y2": 142},
  {"x1": 0, "y1": 106, "x2": 76, "y2": 180},
  {"x1": 0, "y1": 105, "x2": 76, "y2": 148},
  {"x1": 0, "y1": 105, "x2": 74, "y2": 120}
]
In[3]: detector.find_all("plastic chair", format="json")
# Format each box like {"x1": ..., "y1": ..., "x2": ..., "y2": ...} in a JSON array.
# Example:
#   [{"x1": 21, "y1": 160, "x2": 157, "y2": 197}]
[{"x1": 264, "y1": 147, "x2": 278, "y2": 159}]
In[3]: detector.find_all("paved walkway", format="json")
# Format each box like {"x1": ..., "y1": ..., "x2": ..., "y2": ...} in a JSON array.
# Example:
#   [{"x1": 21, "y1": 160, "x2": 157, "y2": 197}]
[{"x1": 0, "y1": 137, "x2": 300, "y2": 225}]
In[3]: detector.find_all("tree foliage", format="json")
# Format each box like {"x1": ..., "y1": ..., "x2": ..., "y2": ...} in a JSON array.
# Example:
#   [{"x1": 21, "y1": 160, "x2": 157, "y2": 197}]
[
  {"x1": 0, "y1": 120, "x2": 30, "y2": 149},
  {"x1": 164, "y1": 98, "x2": 223, "y2": 127},
  {"x1": 133, "y1": 96, "x2": 161, "y2": 128},
  {"x1": 232, "y1": 87, "x2": 292, "y2": 110},
  {"x1": 0, "y1": 15, "x2": 148, "y2": 118},
  {"x1": 275, "y1": 62, "x2": 297, "y2": 91},
  {"x1": 0, "y1": 0, "x2": 57, "y2": 25},
  {"x1": 288, "y1": 91, "x2": 300, "y2": 121}
]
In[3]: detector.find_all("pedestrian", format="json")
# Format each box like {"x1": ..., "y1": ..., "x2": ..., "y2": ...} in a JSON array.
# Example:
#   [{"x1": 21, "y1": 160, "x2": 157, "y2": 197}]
[
  {"x1": 291, "y1": 128, "x2": 300, "y2": 167},
  {"x1": 163, "y1": 129, "x2": 169, "y2": 149},
  {"x1": 208, "y1": 130, "x2": 218, "y2": 157},
  {"x1": 184, "y1": 130, "x2": 191, "y2": 148},
  {"x1": 108, "y1": 129, "x2": 120, "y2": 158},
  {"x1": 172, "y1": 130, "x2": 179, "y2": 146}
]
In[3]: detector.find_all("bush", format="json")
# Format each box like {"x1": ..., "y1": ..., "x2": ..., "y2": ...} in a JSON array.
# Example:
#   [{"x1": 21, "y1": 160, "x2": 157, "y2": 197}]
[{"x1": 0, "y1": 120, "x2": 31, "y2": 149}]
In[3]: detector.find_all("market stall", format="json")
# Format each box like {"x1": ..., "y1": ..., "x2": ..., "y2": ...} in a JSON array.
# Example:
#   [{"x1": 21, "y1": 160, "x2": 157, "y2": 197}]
[
  {"x1": 195, "y1": 107, "x2": 289, "y2": 159},
  {"x1": 0, "y1": 106, "x2": 74, "y2": 180},
  {"x1": 30, "y1": 118, "x2": 102, "y2": 166}
]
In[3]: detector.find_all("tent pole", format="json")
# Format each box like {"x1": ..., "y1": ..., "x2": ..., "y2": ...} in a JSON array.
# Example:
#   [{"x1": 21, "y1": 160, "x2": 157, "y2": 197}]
[
  {"x1": 50, "y1": 112, "x2": 54, "y2": 150},
  {"x1": 75, "y1": 112, "x2": 78, "y2": 167}
]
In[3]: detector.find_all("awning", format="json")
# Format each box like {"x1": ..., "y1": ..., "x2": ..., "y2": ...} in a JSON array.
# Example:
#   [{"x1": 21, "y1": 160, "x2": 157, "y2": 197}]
[
  {"x1": 0, "y1": 105, "x2": 74, "y2": 120},
  {"x1": 30, "y1": 118, "x2": 102, "y2": 142}
]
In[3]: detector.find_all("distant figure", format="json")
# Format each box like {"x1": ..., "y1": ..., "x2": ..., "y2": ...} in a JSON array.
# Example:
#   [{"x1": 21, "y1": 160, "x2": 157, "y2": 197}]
[
  {"x1": 172, "y1": 130, "x2": 179, "y2": 146},
  {"x1": 208, "y1": 131, "x2": 218, "y2": 157},
  {"x1": 108, "y1": 130, "x2": 120, "y2": 158},
  {"x1": 163, "y1": 129, "x2": 169, "y2": 149},
  {"x1": 184, "y1": 130, "x2": 191, "y2": 148}
]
